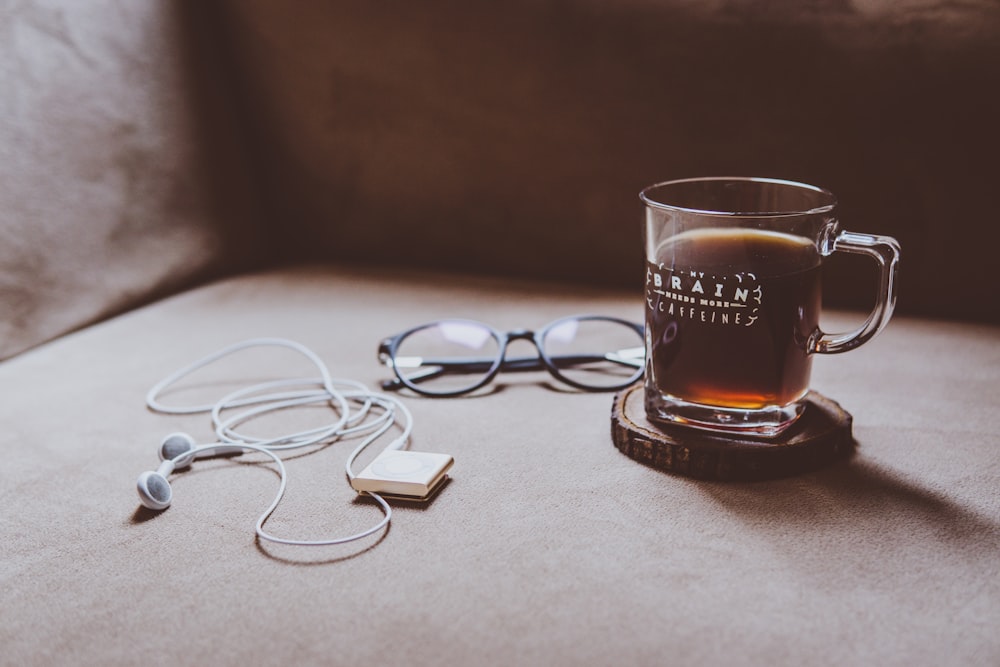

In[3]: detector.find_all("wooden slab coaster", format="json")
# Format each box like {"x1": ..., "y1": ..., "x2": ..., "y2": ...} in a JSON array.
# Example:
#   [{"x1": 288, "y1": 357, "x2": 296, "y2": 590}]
[{"x1": 611, "y1": 384, "x2": 855, "y2": 481}]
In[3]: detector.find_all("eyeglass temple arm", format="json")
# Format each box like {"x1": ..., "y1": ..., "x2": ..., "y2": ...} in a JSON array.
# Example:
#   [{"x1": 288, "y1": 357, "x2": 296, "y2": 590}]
[
  {"x1": 381, "y1": 349, "x2": 644, "y2": 391},
  {"x1": 380, "y1": 356, "x2": 542, "y2": 391}
]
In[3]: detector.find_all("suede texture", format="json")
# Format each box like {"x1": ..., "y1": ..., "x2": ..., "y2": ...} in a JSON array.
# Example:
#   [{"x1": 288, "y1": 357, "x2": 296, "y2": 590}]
[
  {"x1": 1, "y1": 266, "x2": 998, "y2": 666},
  {"x1": 212, "y1": 0, "x2": 1000, "y2": 322},
  {"x1": 3, "y1": 0, "x2": 999, "y2": 361},
  {"x1": 0, "y1": 1, "x2": 259, "y2": 361}
]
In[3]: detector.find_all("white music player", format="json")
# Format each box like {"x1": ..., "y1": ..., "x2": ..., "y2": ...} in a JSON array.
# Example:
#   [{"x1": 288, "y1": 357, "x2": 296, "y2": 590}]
[{"x1": 351, "y1": 450, "x2": 454, "y2": 501}]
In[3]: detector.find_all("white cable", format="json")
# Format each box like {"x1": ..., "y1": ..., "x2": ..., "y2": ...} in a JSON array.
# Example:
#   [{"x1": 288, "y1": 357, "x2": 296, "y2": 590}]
[
  {"x1": 169, "y1": 442, "x2": 393, "y2": 547},
  {"x1": 146, "y1": 338, "x2": 410, "y2": 546},
  {"x1": 146, "y1": 338, "x2": 331, "y2": 414}
]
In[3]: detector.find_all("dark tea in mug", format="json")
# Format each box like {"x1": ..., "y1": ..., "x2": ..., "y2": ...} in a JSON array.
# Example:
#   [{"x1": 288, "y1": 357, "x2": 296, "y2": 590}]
[
  {"x1": 642, "y1": 177, "x2": 900, "y2": 436},
  {"x1": 646, "y1": 229, "x2": 822, "y2": 410}
]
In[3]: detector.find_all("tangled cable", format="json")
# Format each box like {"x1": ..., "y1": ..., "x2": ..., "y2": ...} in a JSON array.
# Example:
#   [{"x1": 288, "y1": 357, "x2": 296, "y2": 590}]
[{"x1": 139, "y1": 337, "x2": 414, "y2": 546}]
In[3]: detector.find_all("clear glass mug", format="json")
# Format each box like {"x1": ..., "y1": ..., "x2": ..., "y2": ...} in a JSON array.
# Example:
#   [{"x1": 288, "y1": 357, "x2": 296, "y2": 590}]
[{"x1": 642, "y1": 177, "x2": 900, "y2": 436}]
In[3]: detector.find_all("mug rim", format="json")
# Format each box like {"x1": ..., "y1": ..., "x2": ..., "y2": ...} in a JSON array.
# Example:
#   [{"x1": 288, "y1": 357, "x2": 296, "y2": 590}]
[{"x1": 640, "y1": 176, "x2": 837, "y2": 217}]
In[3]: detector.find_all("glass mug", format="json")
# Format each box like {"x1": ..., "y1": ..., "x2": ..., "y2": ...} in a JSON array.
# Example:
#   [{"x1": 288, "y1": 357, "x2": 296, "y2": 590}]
[{"x1": 642, "y1": 177, "x2": 900, "y2": 436}]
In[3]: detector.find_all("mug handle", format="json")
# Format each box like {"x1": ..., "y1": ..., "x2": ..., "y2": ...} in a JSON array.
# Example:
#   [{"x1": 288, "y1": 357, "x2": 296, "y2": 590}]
[{"x1": 812, "y1": 231, "x2": 901, "y2": 354}]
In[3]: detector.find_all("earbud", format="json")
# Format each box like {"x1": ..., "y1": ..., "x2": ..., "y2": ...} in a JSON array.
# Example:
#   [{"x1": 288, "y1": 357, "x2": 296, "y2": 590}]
[
  {"x1": 136, "y1": 460, "x2": 176, "y2": 511},
  {"x1": 137, "y1": 436, "x2": 249, "y2": 511},
  {"x1": 138, "y1": 338, "x2": 423, "y2": 545},
  {"x1": 159, "y1": 432, "x2": 244, "y2": 468}
]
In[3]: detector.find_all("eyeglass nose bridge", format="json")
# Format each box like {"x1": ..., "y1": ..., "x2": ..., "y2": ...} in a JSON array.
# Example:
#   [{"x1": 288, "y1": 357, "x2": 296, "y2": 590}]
[
  {"x1": 500, "y1": 329, "x2": 547, "y2": 362},
  {"x1": 495, "y1": 329, "x2": 559, "y2": 381},
  {"x1": 504, "y1": 329, "x2": 536, "y2": 342}
]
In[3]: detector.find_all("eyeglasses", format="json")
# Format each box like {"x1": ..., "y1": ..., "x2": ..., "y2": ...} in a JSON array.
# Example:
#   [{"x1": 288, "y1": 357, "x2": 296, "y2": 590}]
[{"x1": 378, "y1": 315, "x2": 645, "y2": 396}]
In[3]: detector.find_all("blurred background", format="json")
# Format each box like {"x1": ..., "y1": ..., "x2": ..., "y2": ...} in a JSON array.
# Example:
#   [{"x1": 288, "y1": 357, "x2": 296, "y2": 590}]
[
  {"x1": 2, "y1": 0, "x2": 998, "y2": 359},
  {"x1": 203, "y1": 0, "x2": 1000, "y2": 321}
]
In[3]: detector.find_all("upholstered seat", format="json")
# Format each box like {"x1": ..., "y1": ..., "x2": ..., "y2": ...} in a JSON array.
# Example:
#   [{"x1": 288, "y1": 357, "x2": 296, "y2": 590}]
[{"x1": 3, "y1": 265, "x2": 998, "y2": 665}]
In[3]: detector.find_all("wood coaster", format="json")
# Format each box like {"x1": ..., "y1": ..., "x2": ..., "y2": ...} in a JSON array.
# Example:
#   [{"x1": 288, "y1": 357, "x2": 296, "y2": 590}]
[{"x1": 611, "y1": 384, "x2": 855, "y2": 481}]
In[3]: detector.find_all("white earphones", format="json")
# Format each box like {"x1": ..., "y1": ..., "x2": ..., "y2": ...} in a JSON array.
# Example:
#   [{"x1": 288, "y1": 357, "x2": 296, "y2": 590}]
[
  {"x1": 158, "y1": 432, "x2": 243, "y2": 467},
  {"x1": 135, "y1": 432, "x2": 250, "y2": 510},
  {"x1": 135, "y1": 338, "x2": 433, "y2": 547},
  {"x1": 136, "y1": 460, "x2": 177, "y2": 511}
]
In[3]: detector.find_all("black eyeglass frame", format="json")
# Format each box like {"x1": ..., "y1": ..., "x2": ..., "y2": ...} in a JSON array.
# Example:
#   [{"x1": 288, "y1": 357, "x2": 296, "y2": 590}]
[{"x1": 377, "y1": 314, "x2": 645, "y2": 397}]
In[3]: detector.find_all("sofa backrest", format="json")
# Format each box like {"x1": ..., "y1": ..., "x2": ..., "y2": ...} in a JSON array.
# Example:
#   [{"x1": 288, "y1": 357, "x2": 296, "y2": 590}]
[
  {"x1": 211, "y1": 0, "x2": 1000, "y2": 324},
  {"x1": 0, "y1": 2, "x2": 259, "y2": 361},
  {"x1": 3, "y1": 1, "x2": 998, "y2": 361}
]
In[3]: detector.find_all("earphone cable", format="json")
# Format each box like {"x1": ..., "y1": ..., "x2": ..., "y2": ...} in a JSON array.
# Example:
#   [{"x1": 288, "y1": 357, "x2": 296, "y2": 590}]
[{"x1": 145, "y1": 338, "x2": 409, "y2": 546}]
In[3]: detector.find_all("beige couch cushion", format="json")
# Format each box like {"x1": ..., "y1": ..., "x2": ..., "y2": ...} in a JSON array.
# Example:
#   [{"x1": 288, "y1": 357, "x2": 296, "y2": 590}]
[{"x1": 3, "y1": 266, "x2": 997, "y2": 664}]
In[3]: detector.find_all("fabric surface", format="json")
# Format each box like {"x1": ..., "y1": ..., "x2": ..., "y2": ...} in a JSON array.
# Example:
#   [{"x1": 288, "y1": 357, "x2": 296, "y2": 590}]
[
  {"x1": 0, "y1": 1, "x2": 260, "y2": 361},
  {"x1": 210, "y1": 0, "x2": 1000, "y2": 323},
  {"x1": 4, "y1": 0, "x2": 998, "y2": 361},
  {"x1": 2, "y1": 266, "x2": 997, "y2": 666}
]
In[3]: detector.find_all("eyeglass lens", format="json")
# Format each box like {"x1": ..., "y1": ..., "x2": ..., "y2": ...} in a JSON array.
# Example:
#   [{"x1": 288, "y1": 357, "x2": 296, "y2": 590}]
[
  {"x1": 392, "y1": 321, "x2": 502, "y2": 394},
  {"x1": 541, "y1": 318, "x2": 643, "y2": 389}
]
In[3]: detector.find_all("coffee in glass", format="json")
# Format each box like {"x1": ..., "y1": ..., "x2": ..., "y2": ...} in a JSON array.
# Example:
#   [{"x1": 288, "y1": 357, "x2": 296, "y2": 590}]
[{"x1": 642, "y1": 177, "x2": 899, "y2": 436}]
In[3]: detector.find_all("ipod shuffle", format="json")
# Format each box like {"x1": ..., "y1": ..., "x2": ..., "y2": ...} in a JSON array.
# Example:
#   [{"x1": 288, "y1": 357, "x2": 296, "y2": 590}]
[{"x1": 351, "y1": 450, "x2": 454, "y2": 501}]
